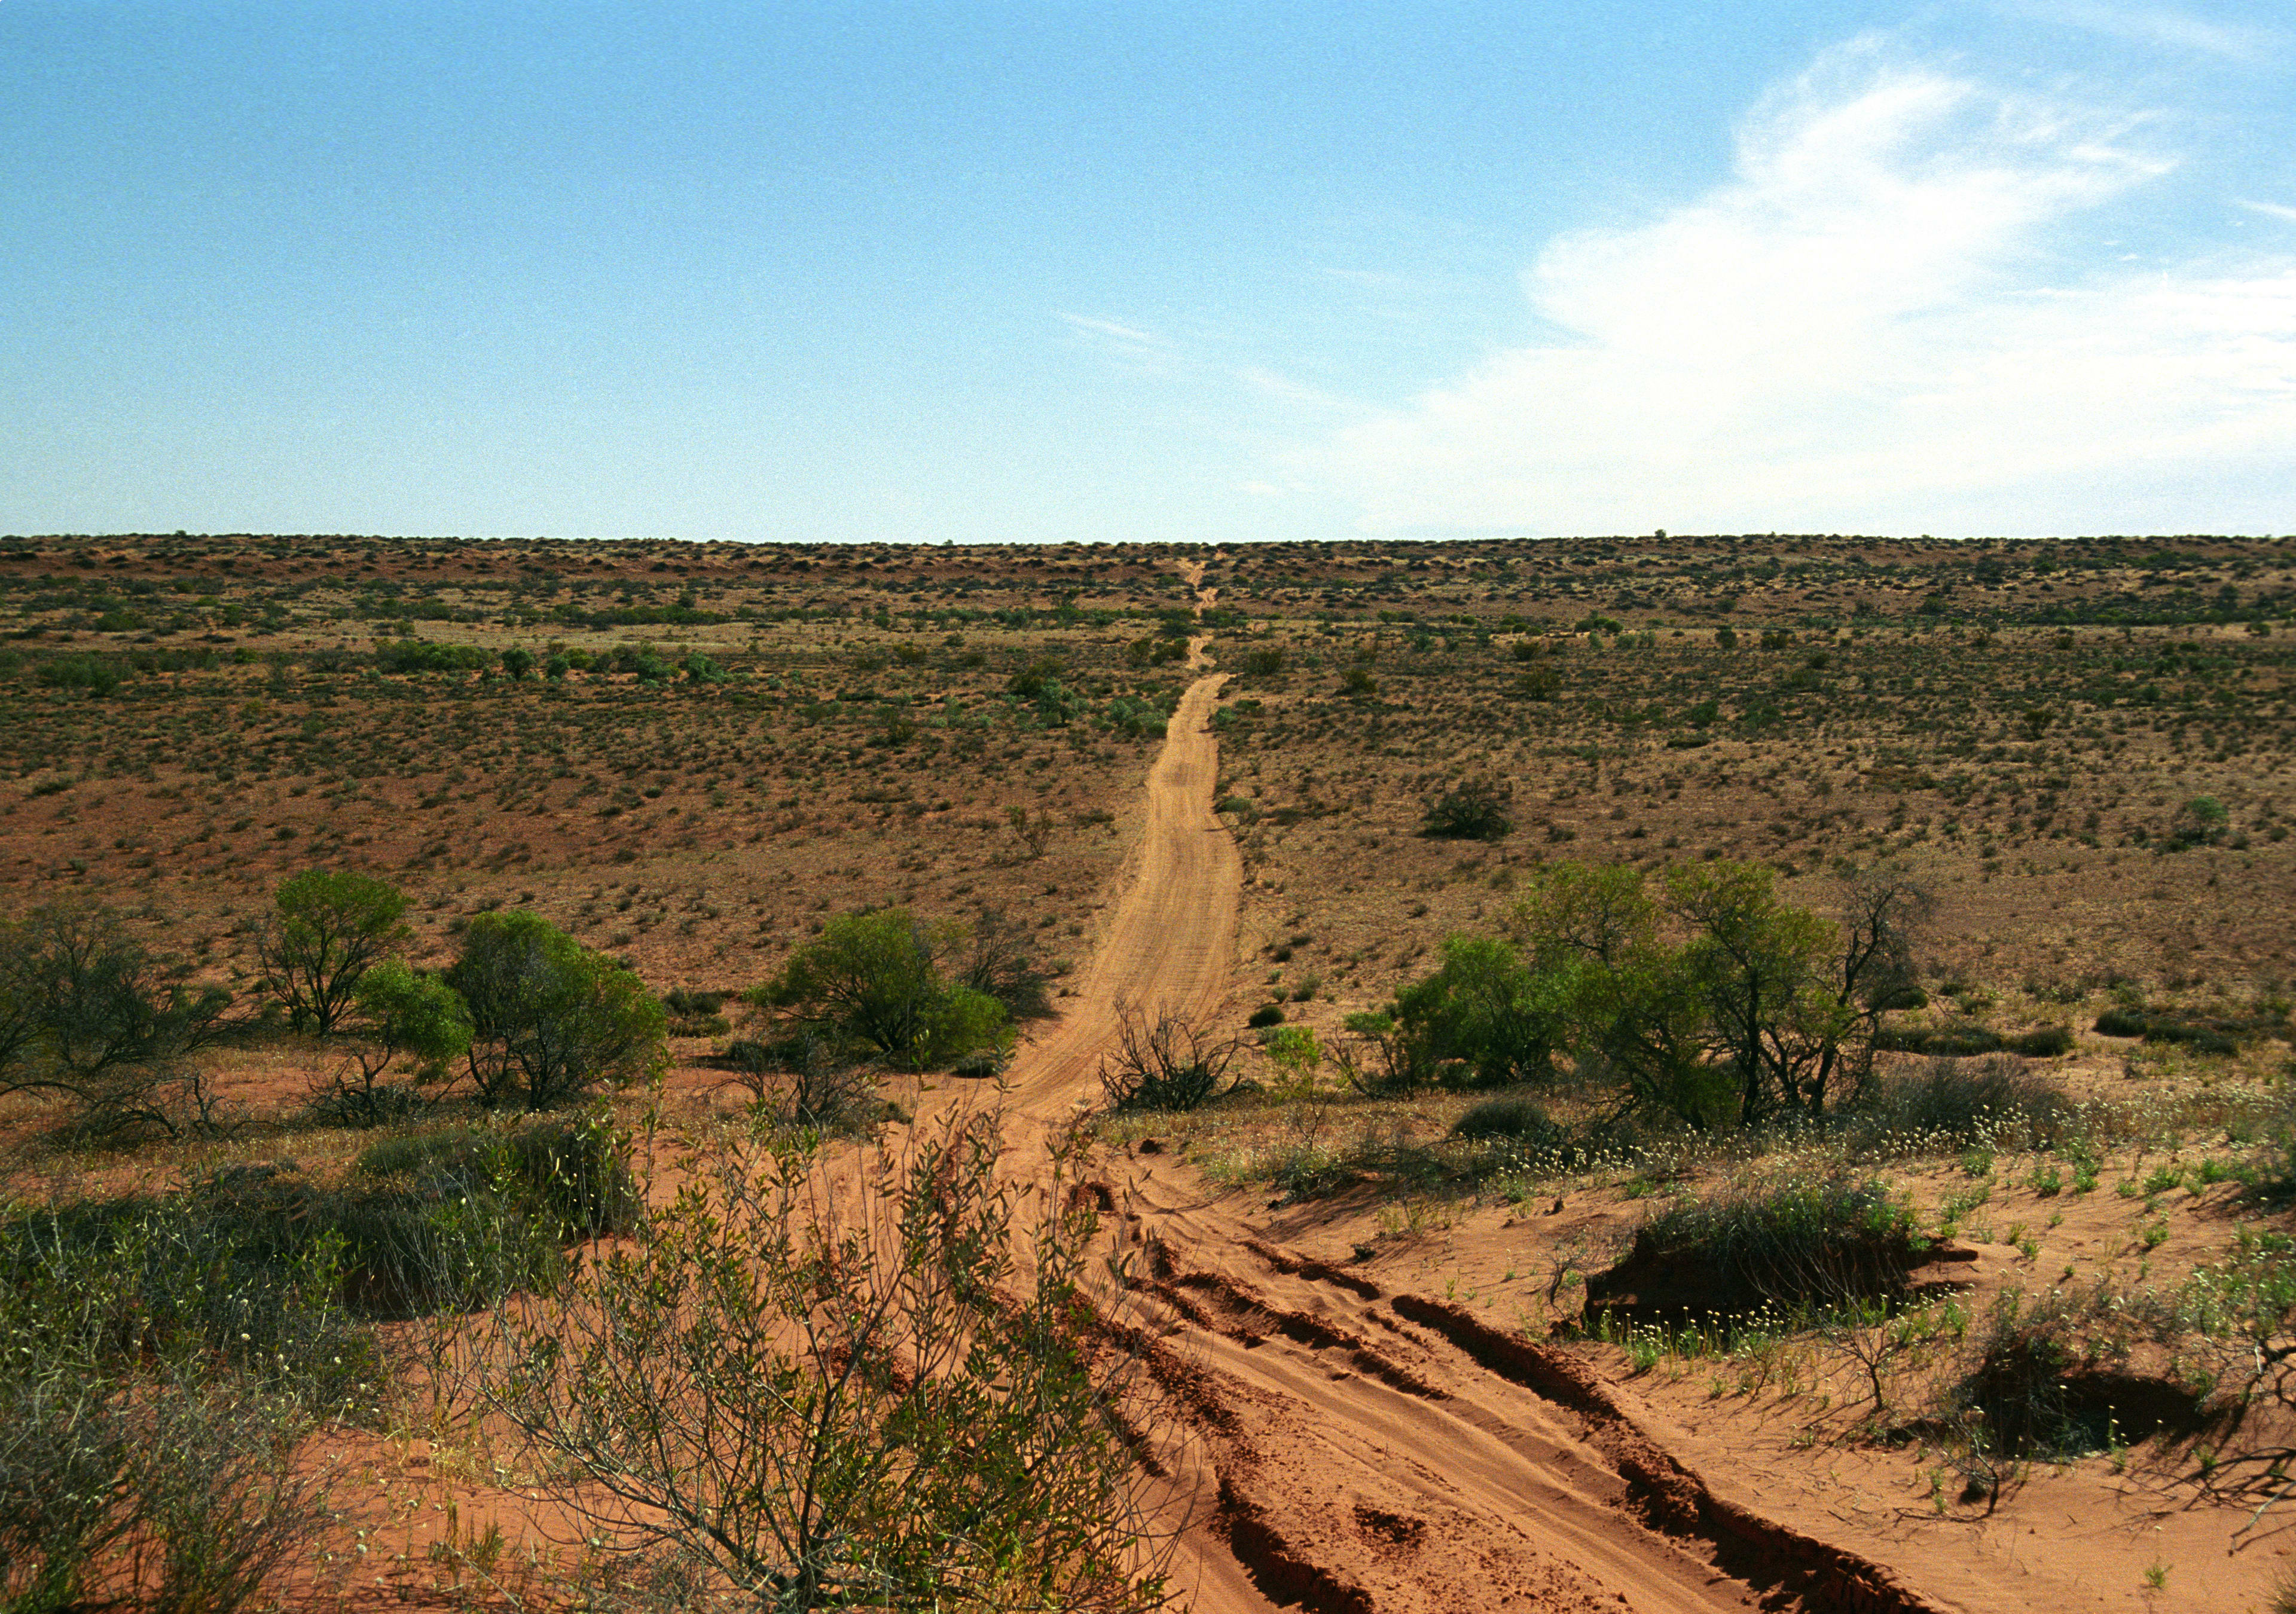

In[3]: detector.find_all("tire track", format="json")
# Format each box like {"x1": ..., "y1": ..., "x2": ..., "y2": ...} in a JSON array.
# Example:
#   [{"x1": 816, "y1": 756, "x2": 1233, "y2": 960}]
[{"x1": 993, "y1": 579, "x2": 1944, "y2": 1613}]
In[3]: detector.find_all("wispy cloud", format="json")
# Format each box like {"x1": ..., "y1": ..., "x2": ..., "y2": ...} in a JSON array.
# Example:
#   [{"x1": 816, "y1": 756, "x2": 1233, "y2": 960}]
[
  {"x1": 1056, "y1": 312, "x2": 1177, "y2": 371},
  {"x1": 2019, "y1": 2, "x2": 2283, "y2": 63},
  {"x1": 1234, "y1": 365, "x2": 1351, "y2": 411},
  {"x1": 2239, "y1": 198, "x2": 2296, "y2": 224},
  {"x1": 1300, "y1": 40, "x2": 2296, "y2": 536}
]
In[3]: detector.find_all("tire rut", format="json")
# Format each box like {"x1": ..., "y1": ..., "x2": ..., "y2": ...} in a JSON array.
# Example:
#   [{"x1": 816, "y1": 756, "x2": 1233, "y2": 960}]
[{"x1": 994, "y1": 631, "x2": 1950, "y2": 1613}]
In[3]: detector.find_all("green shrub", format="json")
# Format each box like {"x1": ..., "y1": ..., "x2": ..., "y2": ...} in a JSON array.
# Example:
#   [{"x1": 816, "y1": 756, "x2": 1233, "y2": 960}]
[
  {"x1": 1421, "y1": 779, "x2": 1513, "y2": 840},
  {"x1": 447, "y1": 912, "x2": 667, "y2": 1108},
  {"x1": 2093, "y1": 1006, "x2": 2264, "y2": 1054},
  {"x1": 1937, "y1": 1288, "x2": 2145, "y2": 1468},
  {"x1": 1449, "y1": 1094, "x2": 1561, "y2": 1145},
  {"x1": 752, "y1": 908, "x2": 1010, "y2": 1072},
  {"x1": 33, "y1": 654, "x2": 121, "y2": 696},
  {"x1": 2010, "y1": 1025, "x2": 2074, "y2": 1057},
  {"x1": 1605, "y1": 1175, "x2": 1923, "y2": 1316},
  {"x1": 352, "y1": 1115, "x2": 642, "y2": 1239},
  {"x1": 1247, "y1": 1002, "x2": 1286, "y2": 1029},
  {"x1": 1848, "y1": 1056, "x2": 2074, "y2": 1151},
  {"x1": 257, "y1": 868, "x2": 413, "y2": 1037},
  {"x1": 373, "y1": 639, "x2": 490, "y2": 675},
  {"x1": 1873, "y1": 1020, "x2": 2006, "y2": 1057},
  {"x1": 0, "y1": 1117, "x2": 641, "y2": 1611},
  {"x1": 480, "y1": 1115, "x2": 1173, "y2": 1610}
]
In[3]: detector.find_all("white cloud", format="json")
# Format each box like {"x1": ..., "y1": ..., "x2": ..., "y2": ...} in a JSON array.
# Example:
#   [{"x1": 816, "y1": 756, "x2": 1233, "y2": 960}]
[
  {"x1": 1303, "y1": 42, "x2": 2296, "y2": 536},
  {"x1": 2239, "y1": 198, "x2": 2296, "y2": 224},
  {"x1": 1057, "y1": 312, "x2": 1178, "y2": 372},
  {"x1": 2020, "y1": 2, "x2": 2283, "y2": 63}
]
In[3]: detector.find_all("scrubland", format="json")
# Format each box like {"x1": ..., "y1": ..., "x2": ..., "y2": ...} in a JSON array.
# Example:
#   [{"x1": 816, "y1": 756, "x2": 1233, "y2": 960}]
[{"x1": 2, "y1": 528, "x2": 2293, "y2": 1613}]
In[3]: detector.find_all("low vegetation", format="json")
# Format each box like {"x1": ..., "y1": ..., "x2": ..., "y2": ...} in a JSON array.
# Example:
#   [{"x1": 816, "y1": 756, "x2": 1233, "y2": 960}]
[{"x1": 1, "y1": 530, "x2": 2291, "y2": 1604}]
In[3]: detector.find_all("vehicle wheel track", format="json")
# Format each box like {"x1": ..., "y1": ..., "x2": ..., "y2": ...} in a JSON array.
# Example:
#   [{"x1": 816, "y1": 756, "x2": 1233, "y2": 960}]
[{"x1": 997, "y1": 650, "x2": 1955, "y2": 1613}]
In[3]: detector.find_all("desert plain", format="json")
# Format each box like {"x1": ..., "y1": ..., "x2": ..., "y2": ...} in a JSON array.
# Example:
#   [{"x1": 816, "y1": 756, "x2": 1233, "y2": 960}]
[{"x1": 2, "y1": 528, "x2": 2293, "y2": 1614}]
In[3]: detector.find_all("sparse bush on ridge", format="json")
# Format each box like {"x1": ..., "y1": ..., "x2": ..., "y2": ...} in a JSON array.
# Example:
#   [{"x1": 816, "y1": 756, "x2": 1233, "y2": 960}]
[
  {"x1": 0, "y1": 903, "x2": 235, "y2": 1139},
  {"x1": 1843, "y1": 1056, "x2": 2074, "y2": 1153},
  {"x1": 1421, "y1": 778, "x2": 1513, "y2": 840},
  {"x1": 1450, "y1": 1093, "x2": 1562, "y2": 1146},
  {"x1": 1587, "y1": 1175, "x2": 1926, "y2": 1327}
]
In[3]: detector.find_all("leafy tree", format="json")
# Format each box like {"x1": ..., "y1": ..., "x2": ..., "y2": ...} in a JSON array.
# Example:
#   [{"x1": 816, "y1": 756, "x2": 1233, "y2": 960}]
[
  {"x1": 956, "y1": 907, "x2": 1054, "y2": 1022},
  {"x1": 753, "y1": 909, "x2": 1009, "y2": 1072},
  {"x1": 2172, "y1": 794, "x2": 2230, "y2": 848},
  {"x1": 1666, "y1": 862, "x2": 1843, "y2": 1124},
  {"x1": 499, "y1": 646, "x2": 535, "y2": 680},
  {"x1": 319, "y1": 959, "x2": 474, "y2": 1127},
  {"x1": 1390, "y1": 933, "x2": 1568, "y2": 1089},
  {"x1": 258, "y1": 870, "x2": 412, "y2": 1037},
  {"x1": 1375, "y1": 861, "x2": 1928, "y2": 1129},
  {"x1": 446, "y1": 913, "x2": 666, "y2": 1110},
  {"x1": 1663, "y1": 863, "x2": 1929, "y2": 1122}
]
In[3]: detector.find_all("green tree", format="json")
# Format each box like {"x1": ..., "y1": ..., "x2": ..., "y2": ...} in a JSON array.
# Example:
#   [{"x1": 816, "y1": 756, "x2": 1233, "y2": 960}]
[
  {"x1": 1501, "y1": 863, "x2": 1730, "y2": 1125},
  {"x1": 499, "y1": 646, "x2": 535, "y2": 681},
  {"x1": 258, "y1": 870, "x2": 413, "y2": 1037},
  {"x1": 1390, "y1": 933, "x2": 1570, "y2": 1089},
  {"x1": 446, "y1": 913, "x2": 666, "y2": 1110},
  {"x1": 320, "y1": 959, "x2": 474, "y2": 1126},
  {"x1": 753, "y1": 909, "x2": 1009, "y2": 1072},
  {"x1": 1379, "y1": 861, "x2": 1926, "y2": 1130},
  {"x1": 1666, "y1": 862, "x2": 1849, "y2": 1124}
]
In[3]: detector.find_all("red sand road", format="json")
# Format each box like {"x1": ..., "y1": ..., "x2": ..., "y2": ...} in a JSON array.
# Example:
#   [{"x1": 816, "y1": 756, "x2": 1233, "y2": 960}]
[{"x1": 987, "y1": 661, "x2": 1946, "y2": 1614}]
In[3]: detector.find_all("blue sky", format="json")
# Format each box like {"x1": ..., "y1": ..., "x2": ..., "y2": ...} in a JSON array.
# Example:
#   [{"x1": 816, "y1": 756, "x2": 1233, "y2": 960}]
[{"x1": 3, "y1": 2, "x2": 2291, "y2": 543}]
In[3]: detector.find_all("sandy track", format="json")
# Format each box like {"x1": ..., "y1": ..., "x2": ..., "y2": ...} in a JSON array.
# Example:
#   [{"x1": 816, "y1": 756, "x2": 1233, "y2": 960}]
[
  {"x1": 1003, "y1": 666, "x2": 1240, "y2": 1125},
  {"x1": 994, "y1": 662, "x2": 1947, "y2": 1614}
]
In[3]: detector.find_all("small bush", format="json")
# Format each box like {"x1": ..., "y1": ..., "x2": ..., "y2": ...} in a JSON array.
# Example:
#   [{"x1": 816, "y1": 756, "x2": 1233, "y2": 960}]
[
  {"x1": 1421, "y1": 779, "x2": 1513, "y2": 840},
  {"x1": 1873, "y1": 1020, "x2": 2007, "y2": 1057},
  {"x1": 1934, "y1": 1288, "x2": 2181, "y2": 1477},
  {"x1": 1590, "y1": 1176, "x2": 1925, "y2": 1325},
  {"x1": 352, "y1": 1116, "x2": 642, "y2": 1240},
  {"x1": 34, "y1": 654, "x2": 121, "y2": 696},
  {"x1": 724, "y1": 1032, "x2": 883, "y2": 1132},
  {"x1": 2093, "y1": 1006, "x2": 2267, "y2": 1053},
  {"x1": 1101, "y1": 1008, "x2": 1239, "y2": 1112},
  {"x1": 2010, "y1": 1025, "x2": 2074, "y2": 1057},
  {"x1": 1848, "y1": 1056, "x2": 2074, "y2": 1151},
  {"x1": 1449, "y1": 1095, "x2": 1561, "y2": 1145},
  {"x1": 1246, "y1": 1002, "x2": 1286, "y2": 1029}
]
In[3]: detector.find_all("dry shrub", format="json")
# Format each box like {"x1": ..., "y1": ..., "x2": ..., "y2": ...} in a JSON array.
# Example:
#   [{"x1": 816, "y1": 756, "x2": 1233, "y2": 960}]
[
  {"x1": 1100, "y1": 1005, "x2": 1240, "y2": 1113},
  {"x1": 477, "y1": 1109, "x2": 1179, "y2": 1612}
]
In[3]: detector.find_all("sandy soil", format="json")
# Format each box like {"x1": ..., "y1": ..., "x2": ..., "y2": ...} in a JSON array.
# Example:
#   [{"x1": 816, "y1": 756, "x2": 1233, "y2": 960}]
[
  {"x1": 985, "y1": 649, "x2": 2279, "y2": 1612},
  {"x1": 981, "y1": 655, "x2": 1816, "y2": 1613}
]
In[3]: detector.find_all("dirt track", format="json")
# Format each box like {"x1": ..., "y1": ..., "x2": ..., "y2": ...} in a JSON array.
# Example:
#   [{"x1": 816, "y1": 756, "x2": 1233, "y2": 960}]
[{"x1": 989, "y1": 658, "x2": 1955, "y2": 1614}]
